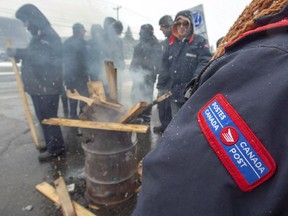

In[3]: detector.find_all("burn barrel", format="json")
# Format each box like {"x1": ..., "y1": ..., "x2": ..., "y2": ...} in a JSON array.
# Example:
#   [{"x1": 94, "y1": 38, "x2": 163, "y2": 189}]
[{"x1": 82, "y1": 129, "x2": 138, "y2": 205}]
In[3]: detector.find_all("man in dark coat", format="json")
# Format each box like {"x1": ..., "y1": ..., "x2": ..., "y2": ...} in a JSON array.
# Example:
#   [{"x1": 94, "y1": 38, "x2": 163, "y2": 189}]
[
  {"x1": 63, "y1": 23, "x2": 90, "y2": 119},
  {"x1": 158, "y1": 10, "x2": 211, "y2": 117},
  {"x1": 7, "y1": 4, "x2": 65, "y2": 161},
  {"x1": 102, "y1": 17, "x2": 126, "y2": 98},
  {"x1": 129, "y1": 24, "x2": 162, "y2": 122},
  {"x1": 133, "y1": 1, "x2": 288, "y2": 215},
  {"x1": 153, "y1": 15, "x2": 173, "y2": 134},
  {"x1": 103, "y1": 17, "x2": 125, "y2": 73}
]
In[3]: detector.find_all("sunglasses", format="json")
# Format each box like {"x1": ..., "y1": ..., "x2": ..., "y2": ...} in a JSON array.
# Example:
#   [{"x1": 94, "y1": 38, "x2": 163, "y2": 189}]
[{"x1": 175, "y1": 21, "x2": 189, "y2": 27}]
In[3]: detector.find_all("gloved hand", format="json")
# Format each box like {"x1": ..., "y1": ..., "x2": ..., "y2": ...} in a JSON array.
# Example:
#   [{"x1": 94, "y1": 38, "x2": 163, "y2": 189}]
[{"x1": 6, "y1": 47, "x2": 16, "y2": 57}]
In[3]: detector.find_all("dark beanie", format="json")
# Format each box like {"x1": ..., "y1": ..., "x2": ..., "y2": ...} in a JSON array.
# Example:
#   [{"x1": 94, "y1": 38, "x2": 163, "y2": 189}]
[
  {"x1": 141, "y1": 24, "x2": 154, "y2": 32},
  {"x1": 72, "y1": 23, "x2": 86, "y2": 32},
  {"x1": 159, "y1": 15, "x2": 173, "y2": 27}
]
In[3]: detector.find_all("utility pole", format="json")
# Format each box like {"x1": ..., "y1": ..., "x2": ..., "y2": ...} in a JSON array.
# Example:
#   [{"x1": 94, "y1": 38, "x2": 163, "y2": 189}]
[{"x1": 113, "y1": 6, "x2": 122, "y2": 20}]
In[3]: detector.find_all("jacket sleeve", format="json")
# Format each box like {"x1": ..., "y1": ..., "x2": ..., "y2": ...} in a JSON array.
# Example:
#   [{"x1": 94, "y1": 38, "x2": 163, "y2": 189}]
[
  {"x1": 133, "y1": 34, "x2": 288, "y2": 215},
  {"x1": 194, "y1": 37, "x2": 211, "y2": 77}
]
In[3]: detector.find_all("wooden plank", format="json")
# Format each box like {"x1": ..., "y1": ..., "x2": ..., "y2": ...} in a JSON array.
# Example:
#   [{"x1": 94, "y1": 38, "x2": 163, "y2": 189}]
[
  {"x1": 66, "y1": 89, "x2": 94, "y2": 106},
  {"x1": 5, "y1": 40, "x2": 39, "y2": 148},
  {"x1": 35, "y1": 182, "x2": 97, "y2": 216},
  {"x1": 67, "y1": 87, "x2": 122, "y2": 112},
  {"x1": 104, "y1": 61, "x2": 118, "y2": 101},
  {"x1": 42, "y1": 118, "x2": 149, "y2": 133},
  {"x1": 153, "y1": 91, "x2": 172, "y2": 104},
  {"x1": 54, "y1": 177, "x2": 76, "y2": 216},
  {"x1": 118, "y1": 92, "x2": 172, "y2": 123},
  {"x1": 118, "y1": 102, "x2": 149, "y2": 123}
]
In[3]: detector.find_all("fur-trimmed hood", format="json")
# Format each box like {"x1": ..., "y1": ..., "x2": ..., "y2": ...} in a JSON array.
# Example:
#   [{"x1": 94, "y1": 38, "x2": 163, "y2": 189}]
[{"x1": 172, "y1": 10, "x2": 194, "y2": 40}]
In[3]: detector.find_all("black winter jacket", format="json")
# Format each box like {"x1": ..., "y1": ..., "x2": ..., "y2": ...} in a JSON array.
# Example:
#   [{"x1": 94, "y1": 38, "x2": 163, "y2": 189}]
[
  {"x1": 133, "y1": 7, "x2": 288, "y2": 216},
  {"x1": 159, "y1": 34, "x2": 211, "y2": 103},
  {"x1": 130, "y1": 35, "x2": 162, "y2": 83},
  {"x1": 14, "y1": 4, "x2": 63, "y2": 95},
  {"x1": 63, "y1": 36, "x2": 89, "y2": 90}
]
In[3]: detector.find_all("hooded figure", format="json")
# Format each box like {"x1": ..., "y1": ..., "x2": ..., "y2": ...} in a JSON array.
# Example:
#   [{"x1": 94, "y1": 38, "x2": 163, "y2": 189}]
[
  {"x1": 157, "y1": 9, "x2": 211, "y2": 117},
  {"x1": 87, "y1": 24, "x2": 106, "y2": 81},
  {"x1": 102, "y1": 17, "x2": 125, "y2": 75},
  {"x1": 7, "y1": 4, "x2": 65, "y2": 161},
  {"x1": 16, "y1": 4, "x2": 50, "y2": 36},
  {"x1": 171, "y1": 10, "x2": 194, "y2": 40}
]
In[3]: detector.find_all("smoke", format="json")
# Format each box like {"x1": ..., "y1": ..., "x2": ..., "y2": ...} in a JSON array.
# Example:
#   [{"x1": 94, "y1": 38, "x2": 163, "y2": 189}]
[{"x1": 129, "y1": 67, "x2": 155, "y2": 105}]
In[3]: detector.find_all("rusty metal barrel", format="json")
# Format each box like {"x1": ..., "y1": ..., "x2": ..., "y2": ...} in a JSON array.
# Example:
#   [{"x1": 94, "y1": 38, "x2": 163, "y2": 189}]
[{"x1": 82, "y1": 129, "x2": 138, "y2": 205}]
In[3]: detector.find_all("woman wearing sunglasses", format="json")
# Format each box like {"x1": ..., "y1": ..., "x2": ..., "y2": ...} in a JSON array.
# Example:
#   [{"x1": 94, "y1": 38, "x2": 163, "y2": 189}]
[{"x1": 157, "y1": 10, "x2": 211, "y2": 118}]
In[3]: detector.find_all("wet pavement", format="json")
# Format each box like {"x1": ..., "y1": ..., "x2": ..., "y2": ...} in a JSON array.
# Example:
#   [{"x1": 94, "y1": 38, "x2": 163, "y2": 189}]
[{"x1": 0, "y1": 68, "x2": 161, "y2": 216}]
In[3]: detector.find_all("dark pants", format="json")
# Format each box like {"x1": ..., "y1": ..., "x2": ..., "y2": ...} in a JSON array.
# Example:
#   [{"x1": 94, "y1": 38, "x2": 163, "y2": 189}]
[
  {"x1": 68, "y1": 87, "x2": 89, "y2": 119},
  {"x1": 31, "y1": 95, "x2": 65, "y2": 153},
  {"x1": 157, "y1": 97, "x2": 172, "y2": 129}
]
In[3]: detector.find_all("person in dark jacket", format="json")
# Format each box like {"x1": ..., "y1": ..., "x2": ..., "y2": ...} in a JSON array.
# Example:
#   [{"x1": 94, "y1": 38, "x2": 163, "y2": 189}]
[
  {"x1": 153, "y1": 15, "x2": 173, "y2": 134},
  {"x1": 103, "y1": 17, "x2": 125, "y2": 72},
  {"x1": 102, "y1": 17, "x2": 126, "y2": 98},
  {"x1": 63, "y1": 23, "x2": 90, "y2": 119},
  {"x1": 158, "y1": 10, "x2": 211, "y2": 117},
  {"x1": 129, "y1": 24, "x2": 162, "y2": 122},
  {"x1": 87, "y1": 24, "x2": 105, "y2": 82},
  {"x1": 133, "y1": 1, "x2": 288, "y2": 215},
  {"x1": 6, "y1": 4, "x2": 65, "y2": 161}
]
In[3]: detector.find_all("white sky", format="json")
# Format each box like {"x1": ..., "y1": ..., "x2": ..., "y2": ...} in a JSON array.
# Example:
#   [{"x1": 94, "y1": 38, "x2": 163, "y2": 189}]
[{"x1": 0, "y1": 0, "x2": 252, "y2": 48}]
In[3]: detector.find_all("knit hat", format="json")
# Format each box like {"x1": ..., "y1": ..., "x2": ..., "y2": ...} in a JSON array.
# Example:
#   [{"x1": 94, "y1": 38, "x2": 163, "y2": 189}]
[
  {"x1": 72, "y1": 23, "x2": 86, "y2": 32},
  {"x1": 159, "y1": 15, "x2": 173, "y2": 27},
  {"x1": 139, "y1": 24, "x2": 154, "y2": 40}
]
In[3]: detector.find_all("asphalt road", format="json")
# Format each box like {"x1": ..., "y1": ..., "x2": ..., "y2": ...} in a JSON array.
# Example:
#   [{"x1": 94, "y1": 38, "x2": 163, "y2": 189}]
[{"x1": 0, "y1": 61, "x2": 160, "y2": 216}]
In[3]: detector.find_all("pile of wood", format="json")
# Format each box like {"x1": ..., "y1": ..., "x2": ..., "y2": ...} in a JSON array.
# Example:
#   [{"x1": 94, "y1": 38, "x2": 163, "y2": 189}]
[{"x1": 42, "y1": 60, "x2": 171, "y2": 134}]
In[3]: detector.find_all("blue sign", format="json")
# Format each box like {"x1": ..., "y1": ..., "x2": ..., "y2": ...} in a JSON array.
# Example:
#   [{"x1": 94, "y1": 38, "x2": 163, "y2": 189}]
[{"x1": 192, "y1": 11, "x2": 203, "y2": 28}]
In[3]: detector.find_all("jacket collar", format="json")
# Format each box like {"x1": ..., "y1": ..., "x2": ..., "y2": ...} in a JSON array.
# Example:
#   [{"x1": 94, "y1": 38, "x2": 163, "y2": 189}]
[
  {"x1": 225, "y1": 18, "x2": 288, "y2": 51},
  {"x1": 169, "y1": 33, "x2": 194, "y2": 45}
]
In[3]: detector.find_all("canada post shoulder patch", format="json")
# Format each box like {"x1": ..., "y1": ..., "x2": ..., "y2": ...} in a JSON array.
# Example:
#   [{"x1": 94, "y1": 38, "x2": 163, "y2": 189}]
[{"x1": 197, "y1": 94, "x2": 276, "y2": 192}]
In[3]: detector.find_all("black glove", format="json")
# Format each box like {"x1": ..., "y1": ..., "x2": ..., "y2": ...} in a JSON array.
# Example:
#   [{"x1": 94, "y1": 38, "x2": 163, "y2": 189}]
[{"x1": 184, "y1": 76, "x2": 199, "y2": 101}]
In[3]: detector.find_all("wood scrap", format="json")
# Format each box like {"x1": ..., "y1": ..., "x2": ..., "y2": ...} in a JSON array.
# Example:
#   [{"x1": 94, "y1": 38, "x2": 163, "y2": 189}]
[
  {"x1": 67, "y1": 88, "x2": 122, "y2": 112},
  {"x1": 5, "y1": 39, "x2": 40, "y2": 148},
  {"x1": 118, "y1": 91, "x2": 172, "y2": 123},
  {"x1": 54, "y1": 177, "x2": 76, "y2": 216},
  {"x1": 66, "y1": 89, "x2": 94, "y2": 106},
  {"x1": 104, "y1": 61, "x2": 118, "y2": 101},
  {"x1": 93, "y1": 98, "x2": 122, "y2": 112},
  {"x1": 153, "y1": 91, "x2": 172, "y2": 104},
  {"x1": 42, "y1": 118, "x2": 149, "y2": 133},
  {"x1": 118, "y1": 102, "x2": 149, "y2": 123},
  {"x1": 87, "y1": 81, "x2": 106, "y2": 101},
  {"x1": 35, "y1": 182, "x2": 97, "y2": 216}
]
